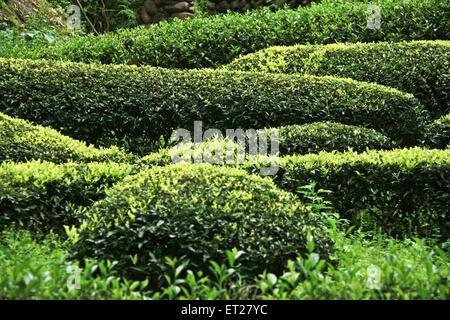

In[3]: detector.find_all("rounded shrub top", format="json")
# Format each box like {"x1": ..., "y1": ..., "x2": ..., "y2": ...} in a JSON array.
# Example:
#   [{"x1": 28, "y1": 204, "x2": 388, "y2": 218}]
[
  {"x1": 222, "y1": 44, "x2": 322, "y2": 73},
  {"x1": 303, "y1": 41, "x2": 449, "y2": 117},
  {"x1": 0, "y1": 58, "x2": 428, "y2": 154},
  {"x1": 73, "y1": 164, "x2": 331, "y2": 281},
  {"x1": 224, "y1": 40, "x2": 450, "y2": 117},
  {"x1": 267, "y1": 122, "x2": 394, "y2": 156},
  {"x1": 139, "y1": 122, "x2": 394, "y2": 167},
  {"x1": 0, "y1": 113, "x2": 133, "y2": 163}
]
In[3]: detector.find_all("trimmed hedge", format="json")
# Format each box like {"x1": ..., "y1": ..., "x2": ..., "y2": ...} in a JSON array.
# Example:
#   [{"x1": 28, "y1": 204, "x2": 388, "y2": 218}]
[
  {"x1": 222, "y1": 44, "x2": 322, "y2": 73},
  {"x1": 422, "y1": 113, "x2": 450, "y2": 149},
  {"x1": 142, "y1": 147, "x2": 449, "y2": 238},
  {"x1": 0, "y1": 58, "x2": 427, "y2": 154},
  {"x1": 140, "y1": 122, "x2": 395, "y2": 166},
  {"x1": 0, "y1": 161, "x2": 136, "y2": 235},
  {"x1": 2, "y1": 0, "x2": 448, "y2": 68},
  {"x1": 0, "y1": 113, "x2": 134, "y2": 164},
  {"x1": 224, "y1": 40, "x2": 450, "y2": 117},
  {"x1": 245, "y1": 147, "x2": 450, "y2": 238},
  {"x1": 267, "y1": 122, "x2": 394, "y2": 156},
  {"x1": 303, "y1": 41, "x2": 450, "y2": 117},
  {"x1": 70, "y1": 164, "x2": 331, "y2": 282}
]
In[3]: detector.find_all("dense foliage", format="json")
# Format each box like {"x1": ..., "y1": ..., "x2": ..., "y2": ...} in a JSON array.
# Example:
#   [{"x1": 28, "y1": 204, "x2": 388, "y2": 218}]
[
  {"x1": 266, "y1": 122, "x2": 394, "y2": 156},
  {"x1": 302, "y1": 41, "x2": 449, "y2": 118},
  {"x1": 0, "y1": 0, "x2": 448, "y2": 301},
  {"x1": 139, "y1": 121, "x2": 395, "y2": 166},
  {"x1": 224, "y1": 40, "x2": 450, "y2": 117},
  {"x1": 249, "y1": 148, "x2": 450, "y2": 238},
  {"x1": 1, "y1": 0, "x2": 448, "y2": 68},
  {"x1": 0, "y1": 58, "x2": 427, "y2": 154},
  {"x1": 0, "y1": 112, "x2": 133, "y2": 163},
  {"x1": 142, "y1": 145, "x2": 450, "y2": 238},
  {"x1": 2, "y1": 225, "x2": 448, "y2": 299},
  {"x1": 223, "y1": 44, "x2": 321, "y2": 73},
  {"x1": 0, "y1": 229, "x2": 148, "y2": 299},
  {"x1": 0, "y1": 161, "x2": 135, "y2": 235},
  {"x1": 422, "y1": 113, "x2": 450, "y2": 149},
  {"x1": 70, "y1": 164, "x2": 331, "y2": 283}
]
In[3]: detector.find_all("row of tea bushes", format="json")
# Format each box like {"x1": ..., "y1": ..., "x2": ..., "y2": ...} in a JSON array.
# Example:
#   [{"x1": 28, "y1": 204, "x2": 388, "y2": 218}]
[
  {"x1": 3, "y1": 114, "x2": 394, "y2": 168},
  {"x1": 0, "y1": 113, "x2": 134, "y2": 164},
  {"x1": 69, "y1": 163, "x2": 332, "y2": 283},
  {"x1": 142, "y1": 121, "x2": 395, "y2": 166},
  {"x1": 223, "y1": 40, "x2": 450, "y2": 118},
  {"x1": 266, "y1": 122, "x2": 394, "y2": 156},
  {"x1": 0, "y1": 161, "x2": 136, "y2": 235},
  {"x1": 141, "y1": 146, "x2": 449, "y2": 238},
  {"x1": 0, "y1": 58, "x2": 427, "y2": 154},
  {"x1": 3, "y1": 121, "x2": 444, "y2": 240},
  {"x1": 422, "y1": 113, "x2": 450, "y2": 149},
  {"x1": 1, "y1": 147, "x2": 446, "y2": 282},
  {"x1": 2, "y1": 0, "x2": 448, "y2": 68},
  {"x1": 0, "y1": 159, "x2": 333, "y2": 285},
  {"x1": 245, "y1": 147, "x2": 449, "y2": 238}
]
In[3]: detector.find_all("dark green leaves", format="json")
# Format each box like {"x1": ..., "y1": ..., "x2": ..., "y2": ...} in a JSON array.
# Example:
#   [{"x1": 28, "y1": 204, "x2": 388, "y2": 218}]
[
  {"x1": 72, "y1": 164, "x2": 332, "y2": 283},
  {"x1": 0, "y1": 58, "x2": 427, "y2": 155}
]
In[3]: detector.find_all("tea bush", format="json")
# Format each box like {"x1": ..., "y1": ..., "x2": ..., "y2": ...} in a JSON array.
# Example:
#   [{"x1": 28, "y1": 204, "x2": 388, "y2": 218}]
[
  {"x1": 10, "y1": 0, "x2": 448, "y2": 68},
  {"x1": 246, "y1": 147, "x2": 450, "y2": 238},
  {"x1": 0, "y1": 161, "x2": 136, "y2": 235},
  {"x1": 71, "y1": 164, "x2": 332, "y2": 282},
  {"x1": 303, "y1": 41, "x2": 450, "y2": 118},
  {"x1": 139, "y1": 122, "x2": 394, "y2": 167},
  {"x1": 422, "y1": 113, "x2": 450, "y2": 149},
  {"x1": 0, "y1": 58, "x2": 427, "y2": 154},
  {"x1": 0, "y1": 113, "x2": 134, "y2": 163},
  {"x1": 143, "y1": 147, "x2": 449, "y2": 238},
  {"x1": 266, "y1": 122, "x2": 394, "y2": 156},
  {"x1": 224, "y1": 40, "x2": 450, "y2": 117}
]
